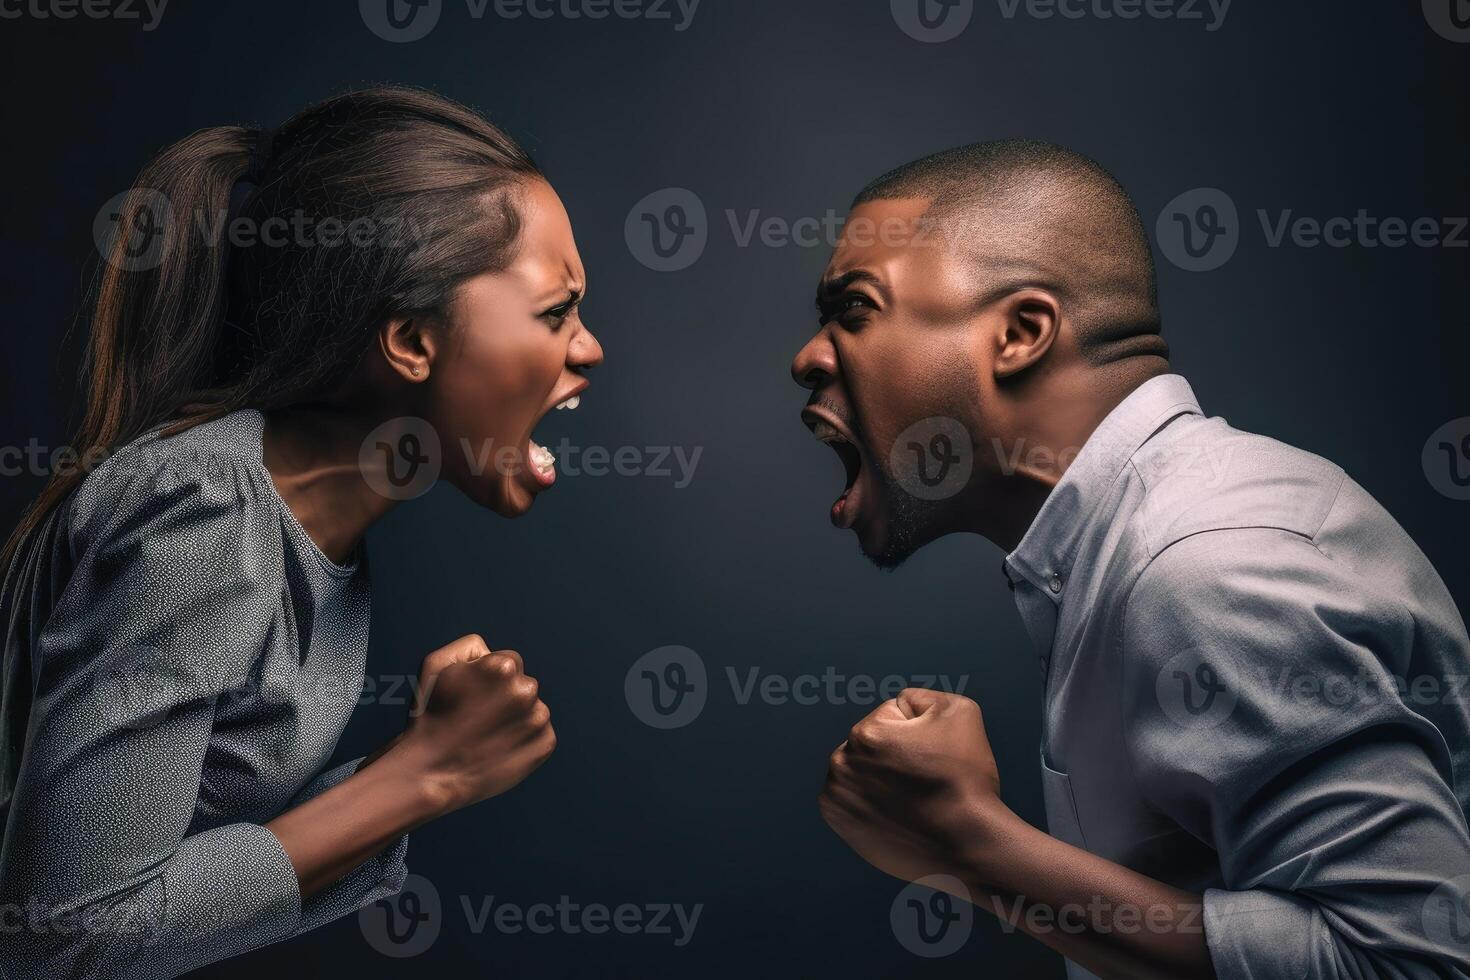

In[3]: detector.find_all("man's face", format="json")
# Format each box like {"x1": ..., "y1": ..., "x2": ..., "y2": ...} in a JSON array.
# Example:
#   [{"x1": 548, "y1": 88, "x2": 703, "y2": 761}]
[{"x1": 791, "y1": 197, "x2": 987, "y2": 568}]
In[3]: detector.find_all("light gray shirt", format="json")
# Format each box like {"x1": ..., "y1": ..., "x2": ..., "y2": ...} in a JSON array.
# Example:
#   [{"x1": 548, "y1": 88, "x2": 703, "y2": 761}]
[
  {"x1": 1004, "y1": 374, "x2": 1470, "y2": 979},
  {"x1": 0, "y1": 410, "x2": 408, "y2": 979}
]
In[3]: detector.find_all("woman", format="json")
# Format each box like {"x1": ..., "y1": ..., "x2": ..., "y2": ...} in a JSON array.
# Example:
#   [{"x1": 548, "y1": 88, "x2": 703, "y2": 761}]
[{"x1": 0, "y1": 87, "x2": 601, "y2": 977}]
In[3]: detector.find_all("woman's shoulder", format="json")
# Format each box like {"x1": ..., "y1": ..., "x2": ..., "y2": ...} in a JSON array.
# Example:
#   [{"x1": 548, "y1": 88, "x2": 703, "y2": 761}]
[{"x1": 68, "y1": 410, "x2": 276, "y2": 552}]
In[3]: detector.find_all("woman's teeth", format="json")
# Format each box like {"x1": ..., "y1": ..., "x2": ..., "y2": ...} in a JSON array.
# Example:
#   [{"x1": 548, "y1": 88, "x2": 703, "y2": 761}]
[
  {"x1": 555, "y1": 395, "x2": 581, "y2": 411},
  {"x1": 530, "y1": 443, "x2": 556, "y2": 476}
]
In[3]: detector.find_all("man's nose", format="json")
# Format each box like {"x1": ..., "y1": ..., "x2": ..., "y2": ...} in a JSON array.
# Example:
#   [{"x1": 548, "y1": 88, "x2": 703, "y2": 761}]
[{"x1": 791, "y1": 330, "x2": 837, "y2": 390}]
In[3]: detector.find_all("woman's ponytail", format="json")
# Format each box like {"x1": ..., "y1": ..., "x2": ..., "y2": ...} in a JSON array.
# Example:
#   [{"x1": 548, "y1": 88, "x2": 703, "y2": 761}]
[
  {"x1": 1, "y1": 126, "x2": 256, "y2": 570},
  {"x1": 2, "y1": 87, "x2": 540, "y2": 574}
]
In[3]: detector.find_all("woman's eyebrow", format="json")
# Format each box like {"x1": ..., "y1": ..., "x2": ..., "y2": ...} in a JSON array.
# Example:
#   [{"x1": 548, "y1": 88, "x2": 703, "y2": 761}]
[{"x1": 535, "y1": 286, "x2": 582, "y2": 307}]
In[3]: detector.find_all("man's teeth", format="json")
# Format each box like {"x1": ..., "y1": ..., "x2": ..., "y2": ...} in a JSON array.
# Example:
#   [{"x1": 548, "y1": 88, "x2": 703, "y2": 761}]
[
  {"x1": 554, "y1": 395, "x2": 581, "y2": 411},
  {"x1": 530, "y1": 443, "x2": 556, "y2": 475}
]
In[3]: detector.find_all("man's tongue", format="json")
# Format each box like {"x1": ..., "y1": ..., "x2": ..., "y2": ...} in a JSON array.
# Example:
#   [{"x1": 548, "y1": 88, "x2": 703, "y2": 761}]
[{"x1": 831, "y1": 480, "x2": 861, "y2": 529}]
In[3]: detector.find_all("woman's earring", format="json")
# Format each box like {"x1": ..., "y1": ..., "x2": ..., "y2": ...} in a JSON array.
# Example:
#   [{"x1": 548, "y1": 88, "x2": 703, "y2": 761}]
[{"x1": 411, "y1": 366, "x2": 422, "y2": 377}]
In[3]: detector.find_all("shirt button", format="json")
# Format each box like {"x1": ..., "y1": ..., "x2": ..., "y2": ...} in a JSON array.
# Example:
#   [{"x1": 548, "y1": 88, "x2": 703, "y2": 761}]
[{"x1": 1049, "y1": 573, "x2": 1063, "y2": 594}]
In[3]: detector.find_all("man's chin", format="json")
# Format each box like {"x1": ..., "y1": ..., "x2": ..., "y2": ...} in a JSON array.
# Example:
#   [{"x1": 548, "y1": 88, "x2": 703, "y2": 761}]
[
  {"x1": 853, "y1": 516, "x2": 918, "y2": 571},
  {"x1": 853, "y1": 494, "x2": 953, "y2": 570}
]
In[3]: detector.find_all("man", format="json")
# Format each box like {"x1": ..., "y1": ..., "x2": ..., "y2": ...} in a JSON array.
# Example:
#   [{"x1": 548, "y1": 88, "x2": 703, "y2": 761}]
[{"x1": 792, "y1": 140, "x2": 1470, "y2": 979}]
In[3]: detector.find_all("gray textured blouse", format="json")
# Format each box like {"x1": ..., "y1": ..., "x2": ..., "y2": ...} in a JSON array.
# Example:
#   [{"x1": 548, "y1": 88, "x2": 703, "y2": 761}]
[{"x1": 0, "y1": 410, "x2": 408, "y2": 979}]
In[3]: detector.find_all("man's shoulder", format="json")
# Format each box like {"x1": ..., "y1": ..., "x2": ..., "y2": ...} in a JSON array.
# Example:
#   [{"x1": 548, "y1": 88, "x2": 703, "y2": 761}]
[{"x1": 1127, "y1": 414, "x2": 1347, "y2": 560}]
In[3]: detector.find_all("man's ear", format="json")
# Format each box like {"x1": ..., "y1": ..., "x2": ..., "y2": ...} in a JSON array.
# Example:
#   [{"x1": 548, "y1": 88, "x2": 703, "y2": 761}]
[
  {"x1": 378, "y1": 316, "x2": 438, "y2": 383},
  {"x1": 991, "y1": 288, "x2": 1061, "y2": 380}
]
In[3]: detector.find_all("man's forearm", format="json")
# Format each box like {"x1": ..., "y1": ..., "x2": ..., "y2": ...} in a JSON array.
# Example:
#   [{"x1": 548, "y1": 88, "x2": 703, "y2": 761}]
[{"x1": 956, "y1": 803, "x2": 1217, "y2": 980}]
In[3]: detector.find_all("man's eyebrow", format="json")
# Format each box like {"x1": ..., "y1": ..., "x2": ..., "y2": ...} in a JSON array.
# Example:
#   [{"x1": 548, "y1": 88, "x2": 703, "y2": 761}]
[{"x1": 815, "y1": 269, "x2": 884, "y2": 309}]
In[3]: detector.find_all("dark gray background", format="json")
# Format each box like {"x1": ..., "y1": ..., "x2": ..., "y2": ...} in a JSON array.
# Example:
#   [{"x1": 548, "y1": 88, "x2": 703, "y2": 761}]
[{"x1": 1, "y1": 1, "x2": 1466, "y2": 977}]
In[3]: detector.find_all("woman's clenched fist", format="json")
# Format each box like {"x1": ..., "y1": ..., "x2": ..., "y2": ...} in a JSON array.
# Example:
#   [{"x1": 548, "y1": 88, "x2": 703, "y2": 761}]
[{"x1": 399, "y1": 633, "x2": 556, "y2": 813}]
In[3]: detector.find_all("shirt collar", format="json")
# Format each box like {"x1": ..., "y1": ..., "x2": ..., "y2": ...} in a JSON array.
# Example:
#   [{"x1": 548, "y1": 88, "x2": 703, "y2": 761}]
[{"x1": 1003, "y1": 373, "x2": 1203, "y2": 601}]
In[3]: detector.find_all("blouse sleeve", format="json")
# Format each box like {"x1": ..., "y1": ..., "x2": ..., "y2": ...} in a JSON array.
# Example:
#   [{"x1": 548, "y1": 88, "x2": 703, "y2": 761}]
[
  {"x1": 285, "y1": 756, "x2": 409, "y2": 937},
  {"x1": 1, "y1": 449, "x2": 319, "y2": 978}
]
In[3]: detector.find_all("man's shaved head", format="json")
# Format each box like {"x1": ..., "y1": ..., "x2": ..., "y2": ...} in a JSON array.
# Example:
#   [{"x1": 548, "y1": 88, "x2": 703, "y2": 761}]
[
  {"x1": 854, "y1": 139, "x2": 1167, "y2": 372},
  {"x1": 794, "y1": 139, "x2": 1173, "y2": 565}
]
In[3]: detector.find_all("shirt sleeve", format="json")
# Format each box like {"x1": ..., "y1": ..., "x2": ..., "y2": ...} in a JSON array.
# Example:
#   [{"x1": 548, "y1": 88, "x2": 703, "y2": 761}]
[
  {"x1": 285, "y1": 756, "x2": 409, "y2": 936},
  {"x1": 1121, "y1": 526, "x2": 1470, "y2": 979},
  {"x1": 1, "y1": 450, "x2": 305, "y2": 978}
]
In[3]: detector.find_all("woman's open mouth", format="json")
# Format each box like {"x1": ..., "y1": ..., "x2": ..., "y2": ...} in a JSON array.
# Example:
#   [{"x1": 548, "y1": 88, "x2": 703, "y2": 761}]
[{"x1": 525, "y1": 386, "x2": 587, "y2": 489}]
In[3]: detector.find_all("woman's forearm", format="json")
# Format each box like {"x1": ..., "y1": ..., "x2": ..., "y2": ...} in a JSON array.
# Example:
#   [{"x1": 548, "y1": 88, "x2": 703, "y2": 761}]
[
  {"x1": 266, "y1": 635, "x2": 554, "y2": 900},
  {"x1": 265, "y1": 737, "x2": 447, "y2": 899}
]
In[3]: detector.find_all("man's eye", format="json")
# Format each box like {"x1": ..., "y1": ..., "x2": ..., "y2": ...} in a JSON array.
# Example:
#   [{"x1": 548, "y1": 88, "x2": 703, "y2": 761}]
[
  {"x1": 817, "y1": 294, "x2": 875, "y2": 326},
  {"x1": 836, "y1": 295, "x2": 875, "y2": 322}
]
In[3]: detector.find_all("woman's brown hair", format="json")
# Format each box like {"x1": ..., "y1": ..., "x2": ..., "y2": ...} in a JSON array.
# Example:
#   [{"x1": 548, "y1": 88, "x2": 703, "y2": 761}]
[{"x1": 2, "y1": 86, "x2": 541, "y2": 571}]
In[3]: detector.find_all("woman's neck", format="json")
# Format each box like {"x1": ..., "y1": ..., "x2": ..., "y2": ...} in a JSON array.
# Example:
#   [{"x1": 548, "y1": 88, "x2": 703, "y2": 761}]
[{"x1": 260, "y1": 404, "x2": 401, "y2": 565}]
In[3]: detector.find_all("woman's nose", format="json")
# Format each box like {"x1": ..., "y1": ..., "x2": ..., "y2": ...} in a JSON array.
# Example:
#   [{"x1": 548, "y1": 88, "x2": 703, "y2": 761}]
[{"x1": 569, "y1": 321, "x2": 604, "y2": 369}]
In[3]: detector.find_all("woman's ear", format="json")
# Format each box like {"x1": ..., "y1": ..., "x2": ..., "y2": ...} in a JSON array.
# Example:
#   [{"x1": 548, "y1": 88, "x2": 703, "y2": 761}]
[
  {"x1": 991, "y1": 288, "x2": 1062, "y2": 380},
  {"x1": 378, "y1": 316, "x2": 437, "y2": 383}
]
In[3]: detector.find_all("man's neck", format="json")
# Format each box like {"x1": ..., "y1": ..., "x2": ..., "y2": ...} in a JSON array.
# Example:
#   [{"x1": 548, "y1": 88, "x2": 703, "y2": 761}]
[{"x1": 976, "y1": 363, "x2": 1166, "y2": 552}]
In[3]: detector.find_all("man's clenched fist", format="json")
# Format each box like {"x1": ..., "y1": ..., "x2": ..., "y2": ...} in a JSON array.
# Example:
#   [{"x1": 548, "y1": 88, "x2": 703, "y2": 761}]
[{"x1": 819, "y1": 688, "x2": 1005, "y2": 886}]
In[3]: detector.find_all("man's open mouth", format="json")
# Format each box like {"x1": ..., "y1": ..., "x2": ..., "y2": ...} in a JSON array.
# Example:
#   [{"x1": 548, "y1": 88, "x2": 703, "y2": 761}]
[{"x1": 803, "y1": 407, "x2": 867, "y2": 530}]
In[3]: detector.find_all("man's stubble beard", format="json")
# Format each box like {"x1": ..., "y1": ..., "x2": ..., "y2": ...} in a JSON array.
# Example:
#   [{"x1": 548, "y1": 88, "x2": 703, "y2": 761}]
[{"x1": 865, "y1": 368, "x2": 984, "y2": 571}]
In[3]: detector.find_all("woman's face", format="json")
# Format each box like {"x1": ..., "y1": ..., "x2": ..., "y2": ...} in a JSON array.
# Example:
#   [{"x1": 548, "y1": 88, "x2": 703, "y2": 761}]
[{"x1": 424, "y1": 179, "x2": 604, "y2": 517}]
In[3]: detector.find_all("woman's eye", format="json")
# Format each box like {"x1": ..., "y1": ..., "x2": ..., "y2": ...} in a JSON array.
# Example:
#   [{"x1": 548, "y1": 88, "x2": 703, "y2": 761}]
[{"x1": 542, "y1": 291, "x2": 582, "y2": 325}]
